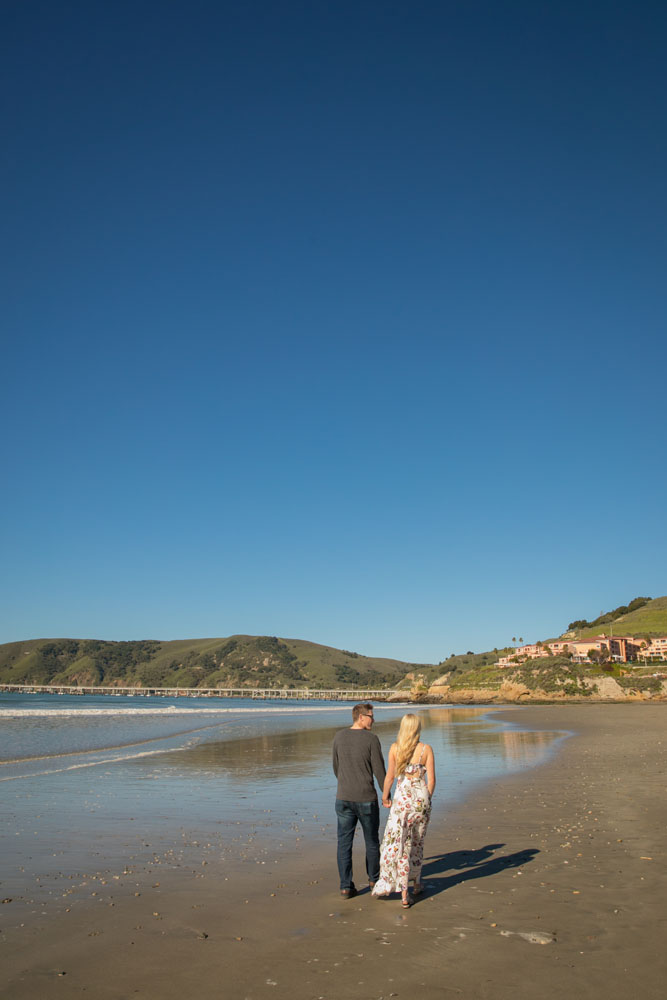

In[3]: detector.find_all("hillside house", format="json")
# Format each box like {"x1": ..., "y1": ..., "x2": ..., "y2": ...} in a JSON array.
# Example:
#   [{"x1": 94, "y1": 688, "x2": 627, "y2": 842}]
[
  {"x1": 496, "y1": 634, "x2": 667, "y2": 667},
  {"x1": 640, "y1": 636, "x2": 667, "y2": 660}
]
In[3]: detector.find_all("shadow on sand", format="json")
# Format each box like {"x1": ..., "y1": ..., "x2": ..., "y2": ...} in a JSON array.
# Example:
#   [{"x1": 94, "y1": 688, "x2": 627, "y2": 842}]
[
  {"x1": 363, "y1": 844, "x2": 540, "y2": 903},
  {"x1": 419, "y1": 843, "x2": 540, "y2": 897}
]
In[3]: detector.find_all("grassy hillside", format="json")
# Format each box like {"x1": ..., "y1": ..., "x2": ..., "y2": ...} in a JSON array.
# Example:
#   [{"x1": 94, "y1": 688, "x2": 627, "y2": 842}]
[
  {"x1": 447, "y1": 656, "x2": 596, "y2": 695},
  {"x1": 0, "y1": 636, "x2": 425, "y2": 690},
  {"x1": 4, "y1": 596, "x2": 663, "y2": 696},
  {"x1": 404, "y1": 649, "x2": 510, "y2": 688},
  {"x1": 561, "y1": 596, "x2": 667, "y2": 639}
]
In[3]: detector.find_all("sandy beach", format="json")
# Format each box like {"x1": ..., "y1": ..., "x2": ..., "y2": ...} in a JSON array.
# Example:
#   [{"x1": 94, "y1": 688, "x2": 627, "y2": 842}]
[{"x1": 1, "y1": 703, "x2": 665, "y2": 1000}]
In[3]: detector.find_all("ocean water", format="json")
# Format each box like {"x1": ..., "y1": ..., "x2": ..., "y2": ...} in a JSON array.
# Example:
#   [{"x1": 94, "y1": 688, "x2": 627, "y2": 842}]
[{"x1": 0, "y1": 692, "x2": 564, "y2": 905}]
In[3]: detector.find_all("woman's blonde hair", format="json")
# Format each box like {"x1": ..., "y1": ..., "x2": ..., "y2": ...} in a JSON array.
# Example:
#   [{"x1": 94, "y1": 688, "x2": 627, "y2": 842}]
[{"x1": 394, "y1": 713, "x2": 422, "y2": 776}]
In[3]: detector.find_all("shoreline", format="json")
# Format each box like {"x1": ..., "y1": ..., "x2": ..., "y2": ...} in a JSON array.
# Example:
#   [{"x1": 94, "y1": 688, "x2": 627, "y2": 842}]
[
  {"x1": 0, "y1": 705, "x2": 556, "y2": 912},
  {"x1": 2, "y1": 704, "x2": 666, "y2": 999}
]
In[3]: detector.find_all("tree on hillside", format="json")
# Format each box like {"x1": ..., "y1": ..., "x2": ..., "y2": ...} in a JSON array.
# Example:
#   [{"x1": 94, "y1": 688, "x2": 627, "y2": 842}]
[{"x1": 588, "y1": 647, "x2": 611, "y2": 664}]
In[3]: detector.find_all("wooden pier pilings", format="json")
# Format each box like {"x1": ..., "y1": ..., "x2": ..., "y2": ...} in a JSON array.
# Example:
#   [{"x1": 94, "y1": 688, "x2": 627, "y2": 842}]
[{"x1": 0, "y1": 683, "x2": 401, "y2": 702}]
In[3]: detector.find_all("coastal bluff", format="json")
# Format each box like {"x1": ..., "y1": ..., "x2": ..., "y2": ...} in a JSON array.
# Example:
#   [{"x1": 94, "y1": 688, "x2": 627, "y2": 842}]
[{"x1": 420, "y1": 674, "x2": 667, "y2": 704}]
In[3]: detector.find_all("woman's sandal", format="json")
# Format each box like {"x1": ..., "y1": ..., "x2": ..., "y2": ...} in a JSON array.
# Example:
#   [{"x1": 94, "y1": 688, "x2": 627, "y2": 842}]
[{"x1": 401, "y1": 895, "x2": 412, "y2": 908}]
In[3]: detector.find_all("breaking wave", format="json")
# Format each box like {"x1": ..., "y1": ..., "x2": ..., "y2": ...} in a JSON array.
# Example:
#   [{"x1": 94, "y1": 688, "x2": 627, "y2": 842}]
[{"x1": 0, "y1": 704, "x2": 357, "y2": 718}]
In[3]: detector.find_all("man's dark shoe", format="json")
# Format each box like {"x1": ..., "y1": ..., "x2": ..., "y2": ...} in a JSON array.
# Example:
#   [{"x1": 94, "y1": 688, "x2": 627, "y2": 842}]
[{"x1": 340, "y1": 886, "x2": 358, "y2": 899}]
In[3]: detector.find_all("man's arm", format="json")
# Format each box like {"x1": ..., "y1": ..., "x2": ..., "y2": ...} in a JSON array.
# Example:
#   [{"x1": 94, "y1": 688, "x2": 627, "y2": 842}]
[
  {"x1": 333, "y1": 736, "x2": 339, "y2": 777},
  {"x1": 370, "y1": 734, "x2": 386, "y2": 790}
]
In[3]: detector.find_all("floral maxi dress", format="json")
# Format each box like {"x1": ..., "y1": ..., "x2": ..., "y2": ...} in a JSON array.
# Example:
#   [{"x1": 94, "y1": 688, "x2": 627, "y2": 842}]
[{"x1": 372, "y1": 745, "x2": 431, "y2": 896}]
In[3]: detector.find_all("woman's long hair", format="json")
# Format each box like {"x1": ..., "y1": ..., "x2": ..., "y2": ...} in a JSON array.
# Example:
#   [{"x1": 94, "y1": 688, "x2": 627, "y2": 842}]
[{"x1": 394, "y1": 713, "x2": 422, "y2": 776}]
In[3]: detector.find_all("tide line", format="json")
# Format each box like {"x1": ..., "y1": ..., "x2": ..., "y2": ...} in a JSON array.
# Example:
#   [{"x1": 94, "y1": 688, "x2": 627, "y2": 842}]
[{"x1": 0, "y1": 745, "x2": 186, "y2": 782}]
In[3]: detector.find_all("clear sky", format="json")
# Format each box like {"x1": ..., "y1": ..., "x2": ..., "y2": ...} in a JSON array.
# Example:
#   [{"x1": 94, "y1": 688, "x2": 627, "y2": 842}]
[{"x1": 3, "y1": 1, "x2": 666, "y2": 664}]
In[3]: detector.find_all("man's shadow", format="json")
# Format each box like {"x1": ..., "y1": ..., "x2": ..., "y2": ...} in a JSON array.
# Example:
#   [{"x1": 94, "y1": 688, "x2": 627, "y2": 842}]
[{"x1": 419, "y1": 843, "x2": 539, "y2": 896}]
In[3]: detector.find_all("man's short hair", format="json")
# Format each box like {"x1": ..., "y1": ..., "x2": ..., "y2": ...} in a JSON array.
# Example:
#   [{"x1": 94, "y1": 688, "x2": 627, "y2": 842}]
[{"x1": 352, "y1": 702, "x2": 374, "y2": 722}]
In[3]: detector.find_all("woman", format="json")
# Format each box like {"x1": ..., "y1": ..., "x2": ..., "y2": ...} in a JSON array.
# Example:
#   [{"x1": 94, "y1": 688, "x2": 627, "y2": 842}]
[{"x1": 371, "y1": 713, "x2": 435, "y2": 907}]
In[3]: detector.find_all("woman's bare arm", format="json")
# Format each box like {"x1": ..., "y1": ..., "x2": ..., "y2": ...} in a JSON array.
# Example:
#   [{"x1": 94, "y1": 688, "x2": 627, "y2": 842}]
[{"x1": 425, "y1": 745, "x2": 436, "y2": 798}]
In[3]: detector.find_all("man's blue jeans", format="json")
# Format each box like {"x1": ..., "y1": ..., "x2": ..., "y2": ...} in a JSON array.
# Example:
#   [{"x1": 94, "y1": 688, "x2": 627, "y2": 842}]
[{"x1": 335, "y1": 798, "x2": 380, "y2": 890}]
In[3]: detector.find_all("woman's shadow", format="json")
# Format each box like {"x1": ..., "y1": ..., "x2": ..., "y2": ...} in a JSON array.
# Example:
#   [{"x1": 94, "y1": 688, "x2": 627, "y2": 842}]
[{"x1": 419, "y1": 843, "x2": 539, "y2": 896}]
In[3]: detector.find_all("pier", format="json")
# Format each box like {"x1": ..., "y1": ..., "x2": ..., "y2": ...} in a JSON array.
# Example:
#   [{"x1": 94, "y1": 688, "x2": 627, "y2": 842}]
[{"x1": 0, "y1": 683, "x2": 402, "y2": 702}]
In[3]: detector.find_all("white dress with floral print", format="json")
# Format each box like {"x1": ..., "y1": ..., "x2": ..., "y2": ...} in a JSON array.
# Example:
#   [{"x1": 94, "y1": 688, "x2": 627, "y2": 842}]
[{"x1": 372, "y1": 744, "x2": 431, "y2": 896}]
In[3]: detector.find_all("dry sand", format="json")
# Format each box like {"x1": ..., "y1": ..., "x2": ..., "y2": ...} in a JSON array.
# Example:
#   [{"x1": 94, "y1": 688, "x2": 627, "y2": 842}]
[{"x1": 1, "y1": 704, "x2": 665, "y2": 999}]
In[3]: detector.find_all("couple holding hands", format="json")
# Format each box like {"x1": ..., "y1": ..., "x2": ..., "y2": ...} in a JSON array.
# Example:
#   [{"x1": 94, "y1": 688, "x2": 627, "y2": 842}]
[{"x1": 332, "y1": 703, "x2": 436, "y2": 907}]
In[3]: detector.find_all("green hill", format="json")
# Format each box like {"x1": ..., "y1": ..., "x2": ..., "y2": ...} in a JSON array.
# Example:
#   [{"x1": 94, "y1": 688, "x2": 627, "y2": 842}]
[
  {"x1": 3, "y1": 596, "x2": 664, "y2": 697},
  {"x1": 405, "y1": 649, "x2": 508, "y2": 688},
  {"x1": 0, "y1": 635, "x2": 426, "y2": 691},
  {"x1": 561, "y1": 596, "x2": 667, "y2": 639}
]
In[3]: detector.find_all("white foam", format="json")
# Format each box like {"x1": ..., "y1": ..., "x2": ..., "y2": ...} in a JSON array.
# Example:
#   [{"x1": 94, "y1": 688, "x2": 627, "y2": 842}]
[
  {"x1": 0, "y1": 745, "x2": 183, "y2": 781},
  {"x1": 0, "y1": 704, "x2": 358, "y2": 718}
]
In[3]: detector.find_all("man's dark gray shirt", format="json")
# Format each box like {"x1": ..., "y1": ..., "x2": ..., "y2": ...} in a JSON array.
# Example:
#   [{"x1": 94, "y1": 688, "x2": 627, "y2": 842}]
[{"x1": 332, "y1": 728, "x2": 386, "y2": 802}]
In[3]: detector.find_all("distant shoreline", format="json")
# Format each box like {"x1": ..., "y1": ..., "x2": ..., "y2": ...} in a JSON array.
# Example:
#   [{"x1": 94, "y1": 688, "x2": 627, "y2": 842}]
[
  {"x1": 4, "y1": 681, "x2": 666, "y2": 704},
  {"x1": 0, "y1": 682, "x2": 401, "y2": 701}
]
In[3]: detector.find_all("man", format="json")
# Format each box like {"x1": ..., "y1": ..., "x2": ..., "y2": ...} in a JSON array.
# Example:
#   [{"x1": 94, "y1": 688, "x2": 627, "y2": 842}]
[{"x1": 332, "y1": 702, "x2": 388, "y2": 898}]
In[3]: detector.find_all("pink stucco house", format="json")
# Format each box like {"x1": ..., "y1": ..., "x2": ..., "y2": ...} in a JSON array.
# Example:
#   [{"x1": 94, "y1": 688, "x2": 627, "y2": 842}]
[{"x1": 496, "y1": 634, "x2": 667, "y2": 666}]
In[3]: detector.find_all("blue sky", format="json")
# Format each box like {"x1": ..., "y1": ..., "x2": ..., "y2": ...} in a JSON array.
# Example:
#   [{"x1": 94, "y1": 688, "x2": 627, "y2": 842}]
[{"x1": 3, "y1": 1, "x2": 666, "y2": 663}]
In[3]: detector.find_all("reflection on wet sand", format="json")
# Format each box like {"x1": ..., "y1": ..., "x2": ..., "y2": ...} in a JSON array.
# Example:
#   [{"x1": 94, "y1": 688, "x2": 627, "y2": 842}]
[
  {"x1": 153, "y1": 708, "x2": 562, "y2": 785},
  {"x1": 163, "y1": 724, "x2": 343, "y2": 782},
  {"x1": 420, "y1": 708, "x2": 563, "y2": 763},
  {"x1": 496, "y1": 726, "x2": 561, "y2": 763}
]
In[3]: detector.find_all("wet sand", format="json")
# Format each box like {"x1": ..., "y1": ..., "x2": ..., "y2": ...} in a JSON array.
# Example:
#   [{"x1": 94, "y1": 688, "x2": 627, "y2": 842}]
[{"x1": 1, "y1": 704, "x2": 665, "y2": 999}]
